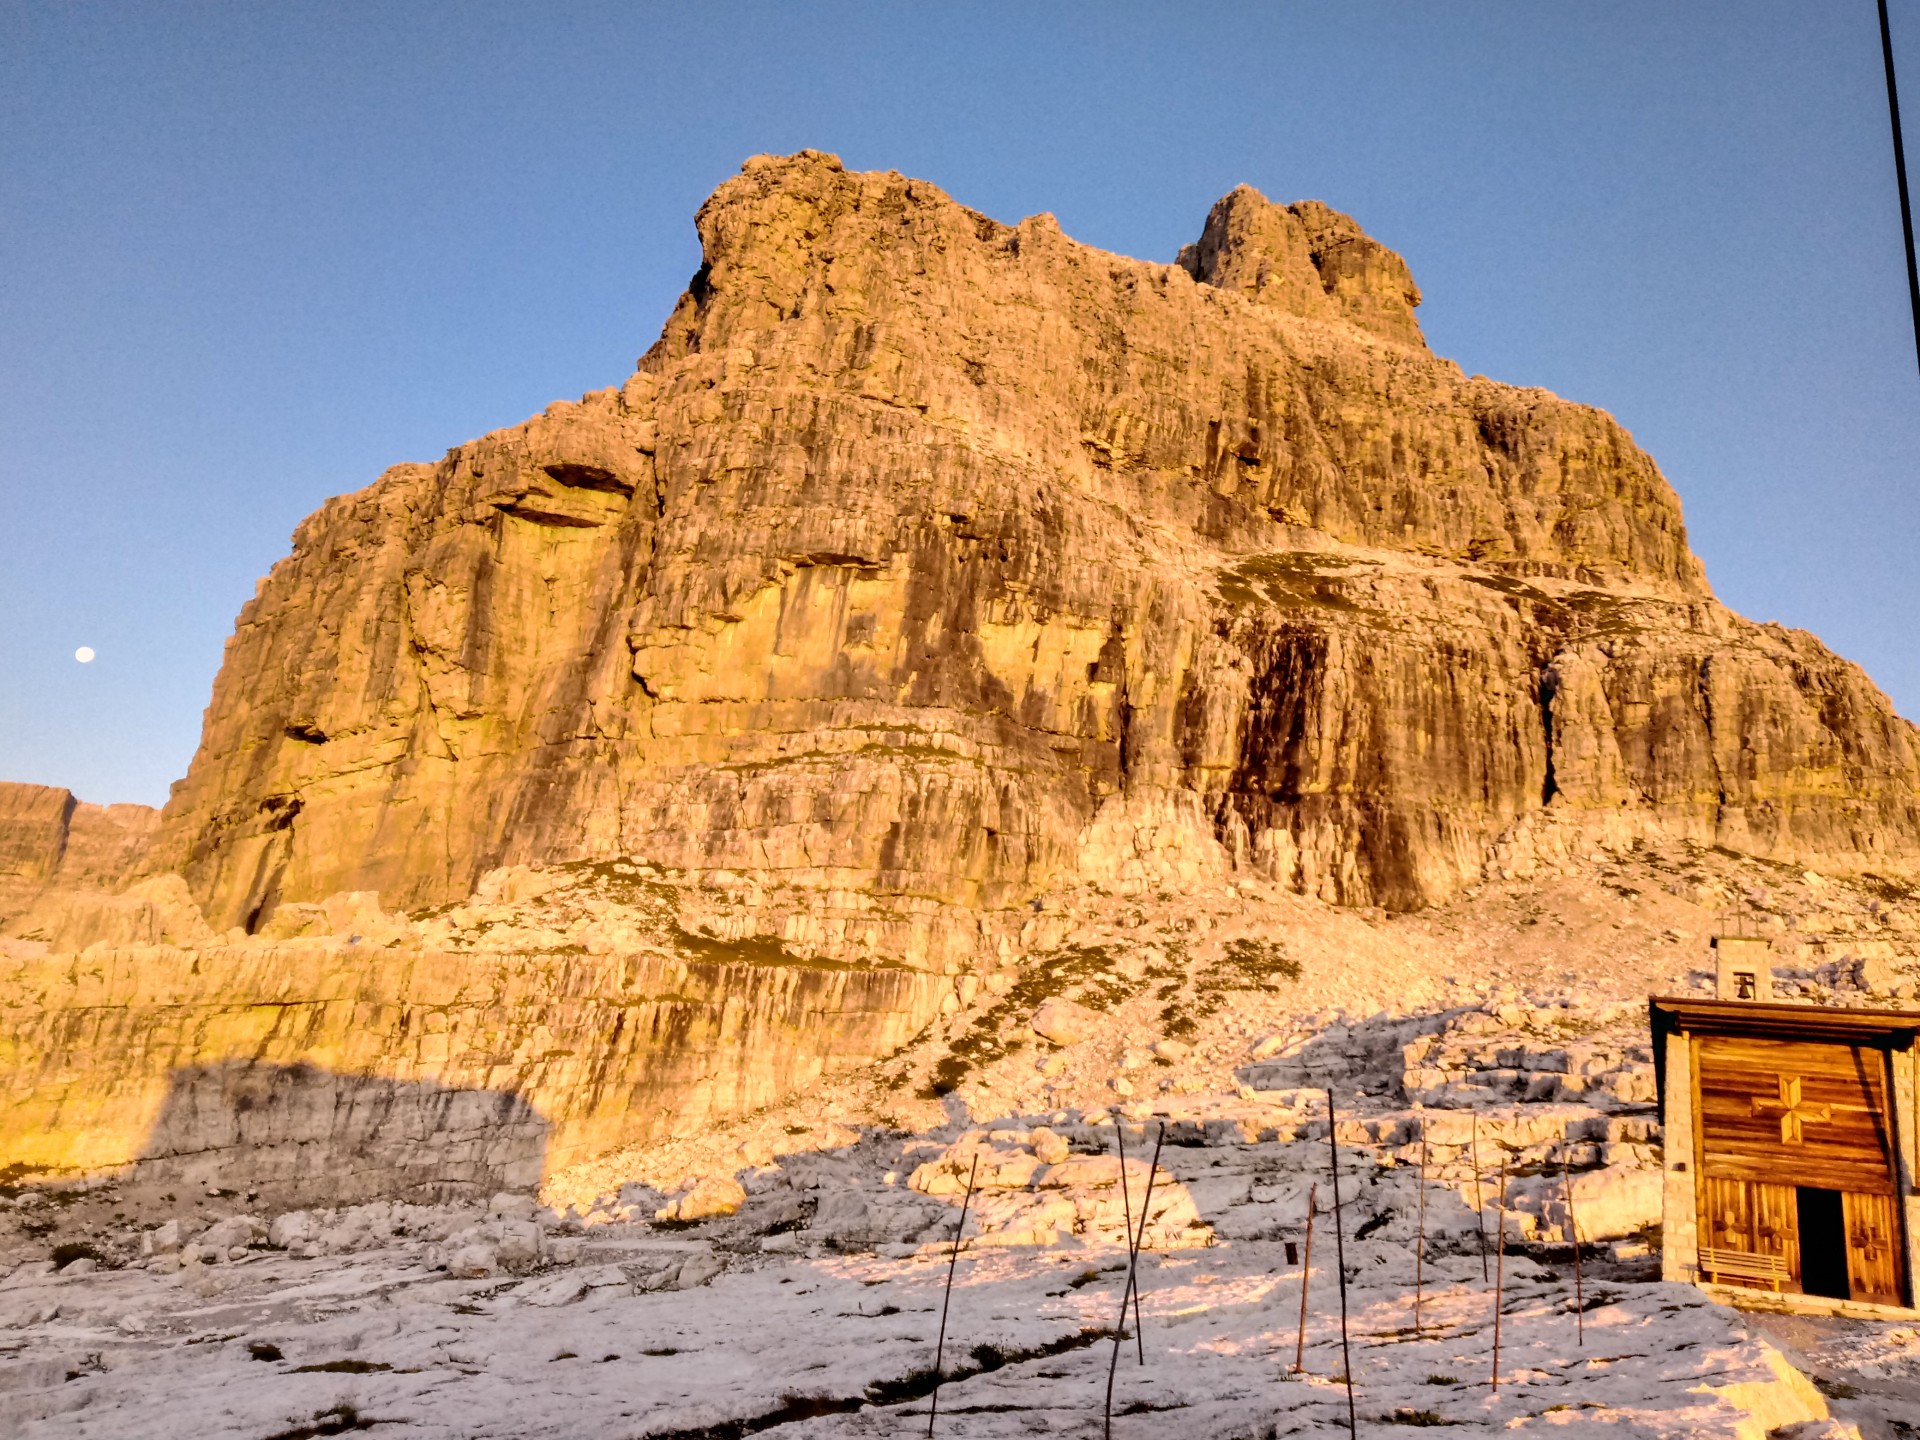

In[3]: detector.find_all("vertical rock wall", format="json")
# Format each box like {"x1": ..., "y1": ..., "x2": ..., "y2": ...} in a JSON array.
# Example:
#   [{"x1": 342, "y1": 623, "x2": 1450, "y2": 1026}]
[
  {"x1": 136, "y1": 152, "x2": 1918, "y2": 941},
  {"x1": 0, "y1": 781, "x2": 158, "y2": 930},
  {"x1": 5, "y1": 155, "x2": 1919, "y2": 1202},
  {"x1": 0, "y1": 940, "x2": 944, "y2": 1204}
]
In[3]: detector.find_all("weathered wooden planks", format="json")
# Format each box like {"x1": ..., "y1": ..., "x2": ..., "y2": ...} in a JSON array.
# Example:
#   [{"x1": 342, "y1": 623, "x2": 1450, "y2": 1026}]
[
  {"x1": 1653, "y1": 997, "x2": 1918, "y2": 1311},
  {"x1": 1696, "y1": 1038, "x2": 1896, "y2": 1195},
  {"x1": 1846, "y1": 1190, "x2": 1904, "y2": 1304},
  {"x1": 1701, "y1": 1176, "x2": 1799, "y2": 1279}
]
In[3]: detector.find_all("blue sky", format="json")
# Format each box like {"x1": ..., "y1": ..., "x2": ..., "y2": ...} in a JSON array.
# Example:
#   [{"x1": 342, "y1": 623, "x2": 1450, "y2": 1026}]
[{"x1": 3, "y1": 1, "x2": 1917, "y2": 807}]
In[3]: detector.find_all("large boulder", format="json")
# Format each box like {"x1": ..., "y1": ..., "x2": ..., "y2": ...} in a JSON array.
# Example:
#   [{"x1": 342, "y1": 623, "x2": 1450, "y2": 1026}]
[
  {"x1": 656, "y1": 1176, "x2": 746, "y2": 1223},
  {"x1": 1030, "y1": 998, "x2": 1099, "y2": 1046}
]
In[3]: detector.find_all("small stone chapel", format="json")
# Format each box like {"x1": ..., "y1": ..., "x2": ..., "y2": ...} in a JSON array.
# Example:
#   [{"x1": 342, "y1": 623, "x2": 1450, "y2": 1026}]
[{"x1": 1653, "y1": 939, "x2": 1920, "y2": 1314}]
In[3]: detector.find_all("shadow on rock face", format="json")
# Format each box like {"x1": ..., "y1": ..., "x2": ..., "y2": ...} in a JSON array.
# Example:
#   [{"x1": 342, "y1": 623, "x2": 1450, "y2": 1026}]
[
  {"x1": 129, "y1": 1061, "x2": 548, "y2": 1207},
  {"x1": 1240, "y1": 1010, "x2": 1456, "y2": 1097}
]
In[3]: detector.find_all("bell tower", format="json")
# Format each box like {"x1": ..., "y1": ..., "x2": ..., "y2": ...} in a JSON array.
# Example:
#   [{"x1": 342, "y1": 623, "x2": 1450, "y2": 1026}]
[{"x1": 1713, "y1": 934, "x2": 1773, "y2": 1002}]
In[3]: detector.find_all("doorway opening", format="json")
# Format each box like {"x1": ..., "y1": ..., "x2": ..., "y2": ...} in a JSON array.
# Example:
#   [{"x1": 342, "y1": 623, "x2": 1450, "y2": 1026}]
[{"x1": 1796, "y1": 1187, "x2": 1850, "y2": 1300}]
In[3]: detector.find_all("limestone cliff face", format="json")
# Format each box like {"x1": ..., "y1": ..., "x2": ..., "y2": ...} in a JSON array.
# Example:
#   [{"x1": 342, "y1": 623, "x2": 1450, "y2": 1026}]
[
  {"x1": 150, "y1": 152, "x2": 1920, "y2": 935},
  {"x1": 0, "y1": 782, "x2": 158, "y2": 929},
  {"x1": 2, "y1": 937, "x2": 940, "y2": 1204}
]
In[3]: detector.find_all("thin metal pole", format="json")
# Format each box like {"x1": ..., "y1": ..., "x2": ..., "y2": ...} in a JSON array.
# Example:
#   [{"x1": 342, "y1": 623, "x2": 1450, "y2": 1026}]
[
  {"x1": 927, "y1": 1152, "x2": 978, "y2": 1438},
  {"x1": 1471, "y1": 1114, "x2": 1489, "y2": 1281},
  {"x1": 1119, "y1": 1124, "x2": 1164, "y2": 1353},
  {"x1": 1491, "y1": 1157, "x2": 1509, "y2": 1396},
  {"x1": 1327, "y1": 1089, "x2": 1357, "y2": 1440},
  {"x1": 1112, "y1": 1120, "x2": 1145, "y2": 1362},
  {"x1": 1293, "y1": 1182, "x2": 1317, "y2": 1374},
  {"x1": 1104, "y1": 1124, "x2": 1164, "y2": 1440},
  {"x1": 1881, "y1": 0, "x2": 1920, "y2": 376},
  {"x1": 1562, "y1": 1146, "x2": 1584, "y2": 1346},
  {"x1": 1415, "y1": 1127, "x2": 1429, "y2": 1334}
]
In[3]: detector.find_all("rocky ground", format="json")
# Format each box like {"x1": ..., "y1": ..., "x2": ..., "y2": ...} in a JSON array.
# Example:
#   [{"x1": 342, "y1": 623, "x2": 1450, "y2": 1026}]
[
  {"x1": 0, "y1": 1115, "x2": 1899, "y2": 1439},
  {"x1": 528, "y1": 828, "x2": 1920, "y2": 1205},
  {"x1": 6, "y1": 837, "x2": 1920, "y2": 1436},
  {"x1": 3, "y1": 1110, "x2": 1912, "y2": 1438}
]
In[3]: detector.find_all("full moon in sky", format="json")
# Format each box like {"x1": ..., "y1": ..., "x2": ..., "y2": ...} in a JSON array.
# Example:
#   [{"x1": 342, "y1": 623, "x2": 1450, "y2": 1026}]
[{"x1": 74, "y1": 647, "x2": 95, "y2": 663}]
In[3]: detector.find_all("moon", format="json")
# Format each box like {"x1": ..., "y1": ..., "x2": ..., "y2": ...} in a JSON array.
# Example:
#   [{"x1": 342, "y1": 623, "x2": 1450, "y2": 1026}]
[{"x1": 74, "y1": 647, "x2": 95, "y2": 664}]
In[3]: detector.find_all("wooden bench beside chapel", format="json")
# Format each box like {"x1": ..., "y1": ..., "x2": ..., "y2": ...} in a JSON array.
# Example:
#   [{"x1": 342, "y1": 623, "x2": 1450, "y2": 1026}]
[{"x1": 1653, "y1": 988, "x2": 1920, "y2": 1315}]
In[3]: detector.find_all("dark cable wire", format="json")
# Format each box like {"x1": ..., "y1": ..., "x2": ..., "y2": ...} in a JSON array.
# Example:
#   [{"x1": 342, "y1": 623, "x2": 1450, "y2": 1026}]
[
  {"x1": 1112, "y1": 1121, "x2": 1145, "y2": 1360},
  {"x1": 926, "y1": 1153, "x2": 978, "y2": 1439},
  {"x1": 1103, "y1": 1123, "x2": 1164, "y2": 1439},
  {"x1": 1881, "y1": 0, "x2": 1920, "y2": 376},
  {"x1": 1326, "y1": 1089, "x2": 1357, "y2": 1439}
]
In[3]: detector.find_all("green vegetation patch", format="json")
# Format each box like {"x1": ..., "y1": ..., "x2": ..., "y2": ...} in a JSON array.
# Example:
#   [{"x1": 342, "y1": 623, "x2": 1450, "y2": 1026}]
[
  {"x1": 555, "y1": 858, "x2": 682, "y2": 910},
  {"x1": 263, "y1": 1405, "x2": 375, "y2": 1440},
  {"x1": 1458, "y1": 572, "x2": 1644, "y2": 641},
  {"x1": 1217, "y1": 553, "x2": 1364, "y2": 613},
  {"x1": 1214, "y1": 937, "x2": 1303, "y2": 985},
  {"x1": 1461, "y1": 572, "x2": 1553, "y2": 605},
  {"x1": 669, "y1": 923, "x2": 853, "y2": 971},
  {"x1": 1161, "y1": 937, "x2": 1301, "y2": 1038},
  {"x1": 1557, "y1": 589, "x2": 1639, "y2": 639},
  {"x1": 928, "y1": 943, "x2": 1146, "y2": 1096},
  {"x1": 1860, "y1": 873, "x2": 1919, "y2": 904},
  {"x1": 0, "y1": 1163, "x2": 73, "y2": 1201}
]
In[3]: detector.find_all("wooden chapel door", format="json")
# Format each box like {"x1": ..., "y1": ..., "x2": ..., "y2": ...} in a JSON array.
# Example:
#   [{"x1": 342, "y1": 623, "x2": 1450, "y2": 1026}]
[
  {"x1": 1701, "y1": 1176, "x2": 1800, "y2": 1279},
  {"x1": 1843, "y1": 1191, "x2": 1904, "y2": 1306}
]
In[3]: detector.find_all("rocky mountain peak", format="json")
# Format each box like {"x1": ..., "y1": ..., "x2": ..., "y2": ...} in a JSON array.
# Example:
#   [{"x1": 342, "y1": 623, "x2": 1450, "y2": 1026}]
[
  {"x1": 1178, "y1": 184, "x2": 1426, "y2": 348},
  {"x1": 6, "y1": 165, "x2": 1920, "y2": 1421},
  {"x1": 77, "y1": 151, "x2": 1915, "y2": 937}
]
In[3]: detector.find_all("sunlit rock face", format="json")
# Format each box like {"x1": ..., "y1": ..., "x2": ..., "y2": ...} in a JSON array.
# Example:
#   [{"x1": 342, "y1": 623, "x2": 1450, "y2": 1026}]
[
  {"x1": 149, "y1": 151, "x2": 1920, "y2": 939},
  {"x1": 0, "y1": 936, "x2": 942, "y2": 1206},
  {"x1": 0, "y1": 781, "x2": 158, "y2": 932}
]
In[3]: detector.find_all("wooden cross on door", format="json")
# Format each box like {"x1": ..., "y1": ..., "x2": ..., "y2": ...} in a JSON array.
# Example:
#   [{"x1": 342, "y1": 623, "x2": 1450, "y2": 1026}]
[{"x1": 1751, "y1": 1074, "x2": 1832, "y2": 1144}]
